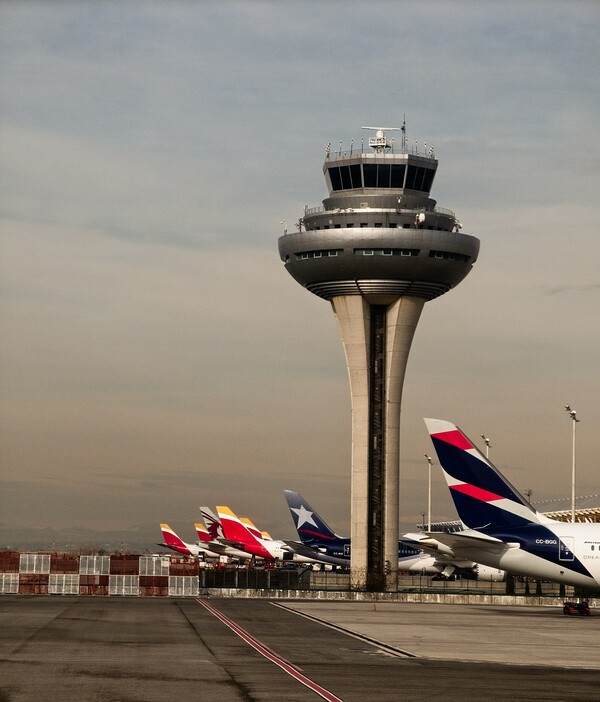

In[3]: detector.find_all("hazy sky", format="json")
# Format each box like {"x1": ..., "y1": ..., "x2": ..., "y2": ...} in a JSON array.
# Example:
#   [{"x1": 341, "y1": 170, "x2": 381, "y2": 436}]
[{"x1": 1, "y1": 1, "x2": 599, "y2": 545}]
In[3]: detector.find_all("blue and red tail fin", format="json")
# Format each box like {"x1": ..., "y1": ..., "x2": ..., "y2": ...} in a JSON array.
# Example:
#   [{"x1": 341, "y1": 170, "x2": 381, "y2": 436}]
[
  {"x1": 284, "y1": 490, "x2": 343, "y2": 544},
  {"x1": 424, "y1": 418, "x2": 544, "y2": 533}
]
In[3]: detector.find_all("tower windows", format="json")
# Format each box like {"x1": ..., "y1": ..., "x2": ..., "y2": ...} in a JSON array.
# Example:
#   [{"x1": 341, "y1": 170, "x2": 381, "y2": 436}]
[
  {"x1": 362, "y1": 164, "x2": 377, "y2": 188},
  {"x1": 328, "y1": 162, "x2": 432, "y2": 192},
  {"x1": 327, "y1": 164, "x2": 362, "y2": 191},
  {"x1": 405, "y1": 165, "x2": 436, "y2": 192},
  {"x1": 295, "y1": 249, "x2": 343, "y2": 260},
  {"x1": 354, "y1": 248, "x2": 419, "y2": 257},
  {"x1": 363, "y1": 163, "x2": 406, "y2": 189},
  {"x1": 328, "y1": 167, "x2": 342, "y2": 191},
  {"x1": 390, "y1": 164, "x2": 406, "y2": 188},
  {"x1": 377, "y1": 164, "x2": 391, "y2": 188},
  {"x1": 429, "y1": 250, "x2": 471, "y2": 262}
]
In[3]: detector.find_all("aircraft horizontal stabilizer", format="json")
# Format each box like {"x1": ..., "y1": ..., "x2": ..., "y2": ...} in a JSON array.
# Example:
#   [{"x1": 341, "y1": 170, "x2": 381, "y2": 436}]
[
  {"x1": 423, "y1": 530, "x2": 515, "y2": 558},
  {"x1": 282, "y1": 540, "x2": 349, "y2": 567},
  {"x1": 219, "y1": 538, "x2": 249, "y2": 551}
]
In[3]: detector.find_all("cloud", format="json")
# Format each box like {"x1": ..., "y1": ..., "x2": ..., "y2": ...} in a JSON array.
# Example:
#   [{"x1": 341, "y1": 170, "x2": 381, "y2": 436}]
[
  {"x1": 538, "y1": 284, "x2": 600, "y2": 296},
  {"x1": 1, "y1": 1, "x2": 599, "y2": 540}
]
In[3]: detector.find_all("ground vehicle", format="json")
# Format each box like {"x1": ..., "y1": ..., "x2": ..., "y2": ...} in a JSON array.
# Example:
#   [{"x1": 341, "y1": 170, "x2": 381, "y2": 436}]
[{"x1": 563, "y1": 600, "x2": 591, "y2": 616}]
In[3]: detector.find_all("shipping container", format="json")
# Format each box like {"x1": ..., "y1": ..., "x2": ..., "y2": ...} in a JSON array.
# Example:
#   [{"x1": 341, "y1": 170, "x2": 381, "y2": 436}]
[
  {"x1": 0, "y1": 551, "x2": 20, "y2": 573},
  {"x1": 0, "y1": 572, "x2": 19, "y2": 593},
  {"x1": 109, "y1": 575, "x2": 139, "y2": 596},
  {"x1": 79, "y1": 555, "x2": 110, "y2": 575},
  {"x1": 109, "y1": 556, "x2": 140, "y2": 575},
  {"x1": 49, "y1": 574, "x2": 79, "y2": 595},
  {"x1": 138, "y1": 575, "x2": 169, "y2": 596},
  {"x1": 19, "y1": 574, "x2": 49, "y2": 594},
  {"x1": 19, "y1": 553, "x2": 50, "y2": 574},
  {"x1": 50, "y1": 554, "x2": 79, "y2": 574},
  {"x1": 139, "y1": 556, "x2": 170, "y2": 577},
  {"x1": 78, "y1": 575, "x2": 109, "y2": 595},
  {"x1": 168, "y1": 558, "x2": 199, "y2": 577},
  {"x1": 168, "y1": 576, "x2": 199, "y2": 597}
]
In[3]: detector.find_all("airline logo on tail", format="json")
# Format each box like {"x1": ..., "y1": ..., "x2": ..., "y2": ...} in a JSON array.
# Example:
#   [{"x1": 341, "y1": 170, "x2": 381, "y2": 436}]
[
  {"x1": 425, "y1": 418, "x2": 540, "y2": 531},
  {"x1": 200, "y1": 506, "x2": 224, "y2": 540},
  {"x1": 424, "y1": 418, "x2": 600, "y2": 588},
  {"x1": 284, "y1": 490, "x2": 341, "y2": 544}
]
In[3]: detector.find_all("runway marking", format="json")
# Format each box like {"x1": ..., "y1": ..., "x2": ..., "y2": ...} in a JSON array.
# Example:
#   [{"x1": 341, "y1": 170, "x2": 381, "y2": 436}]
[
  {"x1": 195, "y1": 597, "x2": 344, "y2": 702},
  {"x1": 273, "y1": 602, "x2": 417, "y2": 659}
]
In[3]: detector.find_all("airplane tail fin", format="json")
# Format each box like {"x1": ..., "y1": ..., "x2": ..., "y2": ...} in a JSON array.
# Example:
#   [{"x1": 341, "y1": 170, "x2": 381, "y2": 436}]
[
  {"x1": 239, "y1": 517, "x2": 263, "y2": 540},
  {"x1": 216, "y1": 506, "x2": 257, "y2": 546},
  {"x1": 194, "y1": 523, "x2": 212, "y2": 543},
  {"x1": 200, "y1": 506, "x2": 224, "y2": 540},
  {"x1": 424, "y1": 418, "x2": 547, "y2": 532},
  {"x1": 160, "y1": 523, "x2": 192, "y2": 555},
  {"x1": 284, "y1": 490, "x2": 343, "y2": 544}
]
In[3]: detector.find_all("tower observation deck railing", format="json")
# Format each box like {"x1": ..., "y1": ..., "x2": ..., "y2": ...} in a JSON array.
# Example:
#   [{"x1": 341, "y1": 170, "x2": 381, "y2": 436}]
[
  {"x1": 300, "y1": 204, "x2": 458, "y2": 220},
  {"x1": 326, "y1": 143, "x2": 435, "y2": 159}
]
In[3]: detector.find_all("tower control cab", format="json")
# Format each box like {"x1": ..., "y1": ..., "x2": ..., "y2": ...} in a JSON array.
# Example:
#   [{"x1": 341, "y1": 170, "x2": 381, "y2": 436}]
[{"x1": 278, "y1": 127, "x2": 479, "y2": 304}]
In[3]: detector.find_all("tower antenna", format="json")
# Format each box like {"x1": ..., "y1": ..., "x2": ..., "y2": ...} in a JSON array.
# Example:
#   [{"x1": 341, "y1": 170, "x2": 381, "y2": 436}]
[
  {"x1": 361, "y1": 126, "x2": 401, "y2": 154},
  {"x1": 401, "y1": 115, "x2": 406, "y2": 152}
]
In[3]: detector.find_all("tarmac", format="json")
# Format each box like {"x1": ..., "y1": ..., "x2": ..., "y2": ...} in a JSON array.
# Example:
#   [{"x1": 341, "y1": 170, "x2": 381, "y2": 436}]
[
  {"x1": 280, "y1": 599, "x2": 600, "y2": 668},
  {"x1": 2, "y1": 595, "x2": 600, "y2": 702}
]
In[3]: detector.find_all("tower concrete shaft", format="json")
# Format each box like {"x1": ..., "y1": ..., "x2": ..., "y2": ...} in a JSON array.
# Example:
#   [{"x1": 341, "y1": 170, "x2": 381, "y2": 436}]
[
  {"x1": 278, "y1": 126, "x2": 479, "y2": 591},
  {"x1": 332, "y1": 295, "x2": 424, "y2": 590}
]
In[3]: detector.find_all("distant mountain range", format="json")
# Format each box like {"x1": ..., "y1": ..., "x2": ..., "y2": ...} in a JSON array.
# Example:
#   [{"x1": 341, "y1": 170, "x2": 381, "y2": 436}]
[
  {"x1": 0, "y1": 522, "x2": 163, "y2": 554},
  {"x1": 4, "y1": 494, "x2": 599, "y2": 555}
]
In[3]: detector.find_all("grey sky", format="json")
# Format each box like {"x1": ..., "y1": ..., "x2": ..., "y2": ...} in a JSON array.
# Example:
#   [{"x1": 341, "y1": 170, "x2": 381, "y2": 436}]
[{"x1": 1, "y1": 1, "x2": 599, "y2": 545}]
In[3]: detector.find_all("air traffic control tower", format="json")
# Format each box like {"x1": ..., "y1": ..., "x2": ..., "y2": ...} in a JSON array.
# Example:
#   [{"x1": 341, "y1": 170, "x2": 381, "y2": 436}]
[{"x1": 278, "y1": 126, "x2": 480, "y2": 591}]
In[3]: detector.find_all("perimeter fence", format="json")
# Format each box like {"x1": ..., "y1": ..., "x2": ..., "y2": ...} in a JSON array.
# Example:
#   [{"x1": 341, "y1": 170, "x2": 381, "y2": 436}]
[{"x1": 0, "y1": 550, "x2": 590, "y2": 600}]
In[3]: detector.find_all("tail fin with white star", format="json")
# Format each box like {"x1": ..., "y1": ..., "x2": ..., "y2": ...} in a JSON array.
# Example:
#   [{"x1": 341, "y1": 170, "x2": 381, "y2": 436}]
[{"x1": 284, "y1": 490, "x2": 343, "y2": 546}]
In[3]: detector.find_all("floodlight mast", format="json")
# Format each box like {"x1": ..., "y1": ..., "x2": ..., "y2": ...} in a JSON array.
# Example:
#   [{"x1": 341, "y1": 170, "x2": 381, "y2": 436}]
[
  {"x1": 565, "y1": 404, "x2": 580, "y2": 523},
  {"x1": 278, "y1": 125, "x2": 480, "y2": 591}
]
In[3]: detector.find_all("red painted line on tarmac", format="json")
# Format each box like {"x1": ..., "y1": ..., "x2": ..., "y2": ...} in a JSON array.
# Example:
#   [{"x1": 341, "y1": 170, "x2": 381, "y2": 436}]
[{"x1": 196, "y1": 597, "x2": 344, "y2": 702}]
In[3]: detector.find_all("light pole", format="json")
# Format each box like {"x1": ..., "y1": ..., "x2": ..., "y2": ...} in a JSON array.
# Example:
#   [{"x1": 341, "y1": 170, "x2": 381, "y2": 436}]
[
  {"x1": 424, "y1": 453, "x2": 433, "y2": 532},
  {"x1": 480, "y1": 434, "x2": 492, "y2": 459},
  {"x1": 564, "y1": 405, "x2": 580, "y2": 523}
]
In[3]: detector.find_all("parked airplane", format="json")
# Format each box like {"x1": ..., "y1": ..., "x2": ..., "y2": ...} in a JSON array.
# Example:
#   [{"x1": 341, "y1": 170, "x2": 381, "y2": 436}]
[
  {"x1": 195, "y1": 511, "x2": 255, "y2": 561},
  {"x1": 158, "y1": 523, "x2": 217, "y2": 559},
  {"x1": 216, "y1": 505, "x2": 348, "y2": 566},
  {"x1": 283, "y1": 490, "x2": 499, "y2": 578},
  {"x1": 420, "y1": 418, "x2": 600, "y2": 589}
]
